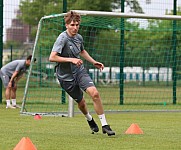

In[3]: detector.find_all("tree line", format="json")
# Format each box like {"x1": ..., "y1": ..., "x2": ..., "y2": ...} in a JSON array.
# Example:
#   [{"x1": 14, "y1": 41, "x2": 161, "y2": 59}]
[{"x1": 18, "y1": 0, "x2": 181, "y2": 72}]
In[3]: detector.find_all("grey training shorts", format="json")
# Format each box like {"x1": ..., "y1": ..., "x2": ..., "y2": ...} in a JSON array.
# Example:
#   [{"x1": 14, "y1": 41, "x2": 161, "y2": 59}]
[
  {"x1": 58, "y1": 69, "x2": 95, "y2": 103},
  {"x1": 0, "y1": 70, "x2": 10, "y2": 88}
]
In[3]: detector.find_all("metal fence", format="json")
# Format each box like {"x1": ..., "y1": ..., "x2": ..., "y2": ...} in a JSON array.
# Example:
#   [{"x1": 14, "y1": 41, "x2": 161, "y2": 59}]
[{"x1": 1, "y1": 0, "x2": 181, "y2": 104}]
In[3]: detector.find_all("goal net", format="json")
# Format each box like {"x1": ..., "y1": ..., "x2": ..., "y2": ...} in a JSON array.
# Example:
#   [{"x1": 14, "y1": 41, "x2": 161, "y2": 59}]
[{"x1": 21, "y1": 10, "x2": 181, "y2": 115}]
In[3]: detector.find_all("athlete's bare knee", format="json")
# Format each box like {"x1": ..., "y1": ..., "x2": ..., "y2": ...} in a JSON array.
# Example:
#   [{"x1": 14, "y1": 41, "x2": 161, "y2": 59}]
[
  {"x1": 6, "y1": 87, "x2": 11, "y2": 92},
  {"x1": 91, "y1": 90, "x2": 100, "y2": 101},
  {"x1": 86, "y1": 87, "x2": 101, "y2": 103}
]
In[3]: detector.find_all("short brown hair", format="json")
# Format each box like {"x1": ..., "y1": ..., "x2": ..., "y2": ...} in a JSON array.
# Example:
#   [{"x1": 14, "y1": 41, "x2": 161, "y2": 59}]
[
  {"x1": 64, "y1": 11, "x2": 81, "y2": 24},
  {"x1": 27, "y1": 55, "x2": 36, "y2": 62},
  {"x1": 27, "y1": 55, "x2": 32, "y2": 60}
]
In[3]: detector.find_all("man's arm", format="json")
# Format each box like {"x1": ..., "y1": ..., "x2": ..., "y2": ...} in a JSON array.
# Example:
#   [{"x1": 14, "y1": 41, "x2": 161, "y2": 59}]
[
  {"x1": 15, "y1": 74, "x2": 24, "y2": 83},
  {"x1": 9, "y1": 71, "x2": 19, "y2": 83},
  {"x1": 8, "y1": 71, "x2": 19, "y2": 87},
  {"x1": 49, "y1": 51, "x2": 83, "y2": 66},
  {"x1": 80, "y1": 50, "x2": 104, "y2": 71}
]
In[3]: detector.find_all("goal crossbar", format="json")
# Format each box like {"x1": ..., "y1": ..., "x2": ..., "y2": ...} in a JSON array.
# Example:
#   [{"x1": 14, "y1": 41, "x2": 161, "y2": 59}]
[{"x1": 72, "y1": 10, "x2": 181, "y2": 20}]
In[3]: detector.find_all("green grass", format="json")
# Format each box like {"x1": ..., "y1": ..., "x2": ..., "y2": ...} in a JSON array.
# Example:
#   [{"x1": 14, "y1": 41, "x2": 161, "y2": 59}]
[
  {"x1": 18, "y1": 85, "x2": 181, "y2": 114},
  {"x1": 1, "y1": 82, "x2": 181, "y2": 149},
  {"x1": 0, "y1": 104, "x2": 181, "y2": 150}
]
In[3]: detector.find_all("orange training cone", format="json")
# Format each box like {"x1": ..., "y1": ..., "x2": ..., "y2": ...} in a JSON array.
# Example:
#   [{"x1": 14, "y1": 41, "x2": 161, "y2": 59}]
[
  {"x1": 13, "y1": 137, "x2": 37, "y2": 150},
  {"x1": 34, "y1": 114, "x2": 42, "y2": 120},
  {"x1": 125, "y1": 123, "x2": 144, "y2": 134}
]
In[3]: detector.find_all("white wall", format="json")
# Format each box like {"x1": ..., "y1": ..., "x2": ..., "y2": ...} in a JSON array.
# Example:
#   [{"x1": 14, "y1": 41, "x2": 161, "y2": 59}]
[{"x1": 89, "y1": 66, "x2": 172, "y2": 83}]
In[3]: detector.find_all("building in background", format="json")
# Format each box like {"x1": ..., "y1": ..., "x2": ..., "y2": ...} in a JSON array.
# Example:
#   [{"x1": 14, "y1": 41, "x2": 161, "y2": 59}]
[
  {"x1": 6, "y1": 9, "x2": 30, "y2": 43},
  {"x1": 146, "y1": 0, "x2": 151, "y2": 4}
]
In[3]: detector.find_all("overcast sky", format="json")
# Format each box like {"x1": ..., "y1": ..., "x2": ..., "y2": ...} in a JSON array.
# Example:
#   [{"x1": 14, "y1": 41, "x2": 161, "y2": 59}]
[{"x1": 3, "y1": 0, "x2": 180, "y2": 42}]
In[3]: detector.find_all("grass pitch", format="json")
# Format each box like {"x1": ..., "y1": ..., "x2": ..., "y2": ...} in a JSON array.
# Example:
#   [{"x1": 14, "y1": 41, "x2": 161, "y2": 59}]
[{"x1": 0, "y1": 104, "x2": 181, "y2": 150}]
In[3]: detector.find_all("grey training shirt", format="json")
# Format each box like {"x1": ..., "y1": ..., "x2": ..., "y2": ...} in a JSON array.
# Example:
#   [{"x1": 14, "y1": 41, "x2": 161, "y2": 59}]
[
  {"x1": 52, "y1": 31, "x2": 85, "y2": 81},
  {"x1": 1, "y1": 60, "x2": 28, "y2": 78}
]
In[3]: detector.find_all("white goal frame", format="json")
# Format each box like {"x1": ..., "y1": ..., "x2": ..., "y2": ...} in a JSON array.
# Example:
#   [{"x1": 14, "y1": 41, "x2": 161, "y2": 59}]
[{"x1": 21, "y1": 10, "x2": 181, "y2": 117}]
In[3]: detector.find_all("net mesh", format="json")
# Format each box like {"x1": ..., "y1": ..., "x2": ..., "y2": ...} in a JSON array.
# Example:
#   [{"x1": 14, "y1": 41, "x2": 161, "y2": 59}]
[{"x1": 21, "y1": 12, "x2": 181, "y2": 115}]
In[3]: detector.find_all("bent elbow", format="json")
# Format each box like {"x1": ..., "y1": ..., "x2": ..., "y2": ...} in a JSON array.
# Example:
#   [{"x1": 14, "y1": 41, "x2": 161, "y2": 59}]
[{"x1": 49, "y1": 56, "x2": 53, "y2": 62}]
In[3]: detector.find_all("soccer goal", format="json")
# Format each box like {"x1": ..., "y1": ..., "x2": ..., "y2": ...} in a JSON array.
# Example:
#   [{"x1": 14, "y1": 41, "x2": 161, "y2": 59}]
[{"x1": 20, "y1": 10, "x2": 181, "y2": 116}]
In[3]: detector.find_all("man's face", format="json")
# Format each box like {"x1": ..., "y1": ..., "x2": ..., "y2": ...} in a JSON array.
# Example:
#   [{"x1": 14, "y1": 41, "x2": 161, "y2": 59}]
[
  {"x1": 26, "y1": 60, "x2": 31, "y2": 67},
  {"x1": 66, "y1": 20, "x2": 80, "y2": 36}
]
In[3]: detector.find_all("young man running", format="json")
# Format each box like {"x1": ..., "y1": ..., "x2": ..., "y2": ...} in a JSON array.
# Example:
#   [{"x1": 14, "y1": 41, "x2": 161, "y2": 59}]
[{"x1": 49, "y1": 11, "x2": 115, "y2": 136}]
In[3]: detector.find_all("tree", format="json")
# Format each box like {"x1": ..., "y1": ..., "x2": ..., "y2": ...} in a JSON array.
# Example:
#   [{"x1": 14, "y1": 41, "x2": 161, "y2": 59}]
[
  {"x1": 19, "y1": 0, "x2": 63, "y2": 26},
  {"x1": 18, "y1": 0, "x2": 144, "y2": 63},
  {"x1": 69, "y1": 0, "x2": 143, "y2": 13},
  {"x1": 19, "y1": 0, "x2": 63, "y2": 39},
  {"x1": 19, "y1": 0, "x2": 143, "y2": 39},
  {"x1": 146, "y1": 7, "x2": 181, "y2": 70}
]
